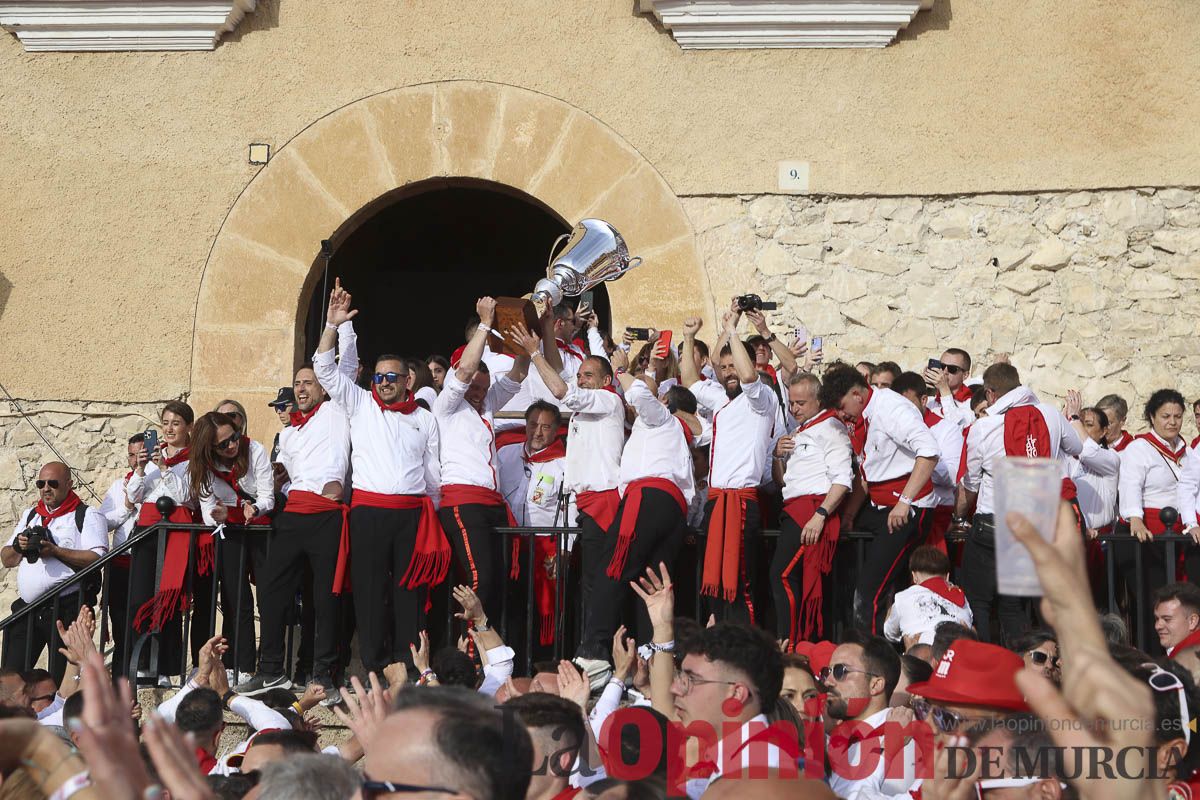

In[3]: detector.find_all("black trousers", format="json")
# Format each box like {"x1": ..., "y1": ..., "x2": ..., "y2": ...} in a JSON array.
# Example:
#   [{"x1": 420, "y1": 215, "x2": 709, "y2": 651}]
[
  {"x1": 960, "y1": 513, "x2": 1030, "y2": 645},
  {"x1": 439, "y1": 503, "x2": 510, "y2": 623},
  {"x1": 1, "y1": 592, "x2": 81, "y2": 684},
  {"x1": 769, "y1": 514, "x2": 806, "y2": 641},
  {"x1": 257, "y1": 510, "x2": 342, "y2": 679},
  {"x1": 700, "y1": 498, "x2": 762, "y2": 626},
  {"x1": 351, "y1": 506, "x2": 426, "y2": 674},
  {"x1": 125, "y1": 528, "x2": 214, "y2": 677},
  {"x1": 217, "y1": 530, "x2": 271, "y2": 675},
  {"x1": 577, "y1": 511, "x2": 607, "y2": 618},
  {"x1": 854, "y1": 505, "x2": 931, "y2": 635},
  {"x1": 577, "y1": 488, "x2": 686, "y2": 660},
  {"x1": 108, "y1": 561, "x2": 133, "y2": 677}
]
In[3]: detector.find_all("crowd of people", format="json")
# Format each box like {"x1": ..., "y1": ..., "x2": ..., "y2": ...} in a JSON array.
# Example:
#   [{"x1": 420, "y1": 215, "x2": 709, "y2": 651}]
[{"x1": 1, "y1": 278, "x2": 1199, "y2": 799}]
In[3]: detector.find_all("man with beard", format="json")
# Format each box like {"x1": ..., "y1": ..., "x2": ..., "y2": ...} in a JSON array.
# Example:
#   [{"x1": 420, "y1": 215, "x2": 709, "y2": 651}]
[
  {"x1": 682, "y1": 307, "x2": 777, "y2": 623},
  {"x1": 236, "y1": 362, "x2": 350, "y2": 701},
  {"x1": 822, "y1": 631, "x2": 920, "y2": 800}
]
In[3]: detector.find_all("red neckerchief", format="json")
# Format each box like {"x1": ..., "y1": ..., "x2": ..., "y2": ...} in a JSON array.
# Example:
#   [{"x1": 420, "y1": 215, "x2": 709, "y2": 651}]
[
  {"x1": 952, "y1": 384, "x2": 973, "y2": 403},
  {"x1": 676, "y1": 416, "x2": 696, "y2": 448},
  {"x1": 525, "y1": 438, "x2": 567, "y2": 464},
  {"x1": 798, "y1": 409, "x2": 838, "y2": 433},
  {"x1": 1192, "y1": 435, "x2": 1200, "y2": 450},
  {"x1": 1137, "y1": 432, "x2": 1186, "y2": 465},
  {"x1": 195, "y1": 746, "x2": 217, "y2": 775},
  {"x1": 290, "y1": 402, "x2": 324, "y2": 428},
  {"x1": 161, "y1": 447, "x2": 190, "y2": 467},
  {"x1": 922, "y1": 408, "x2": 942, "y2": 429},
  {"x1": 1113, "y1": 430, "x2": 1135, "y2": 451},
  {"x1": 556, "y1": 338, "x2": 585, "y2": 361},
  {"x1": 848, "y1": 388, "x2": 874, "y2": 458},
  {"x1": 212, "y1": 445, "x2": 249, "y2": 494},
  {"x1": 35, "y1": 491, "x2": 82, "y2": 524},
  {"x1": 600, "y1": 384, "x2": 619, "y2": 394},
  {"x1": 1002, "y1": 406, "x2": 1051, "y2": 457},
  {"x1": 124, "y1": 471, "x2": 133, "y2": 481},
  {"x1": 1169, "y1": 628, "x2": 1200, "y2": 659},
  {"x1": 919, "y1": 576, "x2": 967, "y2": 608},
  {"x1": 371, "y1": 385, "x2": 419, "y2": 414}
]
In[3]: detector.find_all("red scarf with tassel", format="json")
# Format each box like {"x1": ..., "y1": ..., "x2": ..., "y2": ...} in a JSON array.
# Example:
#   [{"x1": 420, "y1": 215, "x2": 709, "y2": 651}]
[
  {"x1": 351, "y1": 491, "x2": 447, "y2": 589},
  {"x1": 523, "y1": 439, "x2": 567, "y2": 646},
  {"x1": 780, "y1": 494, "x2": 840, "y2": 642},
  {"x1": 701, "y1": 487, "x2": 759, "y2": 605}
]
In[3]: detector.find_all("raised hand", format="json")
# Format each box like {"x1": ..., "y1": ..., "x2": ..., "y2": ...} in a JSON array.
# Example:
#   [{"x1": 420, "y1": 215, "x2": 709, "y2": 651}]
[
  {"x1": 382, "y1": 661, "x2": 409, "y2": 689},
  {"x1": 73, "y1": 650, "x2": 153, "y2": 798},
  {"x1": 1064, "y1": 389, "x2": 1083, "y2": 419},
  {"x1": 332, "y1": 673, "x2": 390, "y2": 757},
  {"x1": 612, "y1": 625, "x2": 636, "y2": 682},
  {"x1": 326, "y1": 277, "x2": 358, "y2": 327},
  {"x1": 410, "y1": 630, "x2": 432, "y2": 674},
  {"x1": 300, "y1": 681, "x2": 327, "y2": 711},
  {"x1": 557, "y1": 660, "x2": 590, "y2": 711},
  {"x1": 682, "y1": 317, "x2": 703, "y2": 337},
  {"x1": 745, "y1": 309, "x2": 770, "y2": 335},
  {"x1": 142, "y1": 714, "x2": 216, "y2": 800},
  {"x1": 452, "y1": 584, "x2": 487, "y2": 626},
  {"x1": 610, "y1": 347, "x2": 629, "y2": 372},
  {"x1": 476, "y1": 296, "x2": 497, "y2": 327},
  {"x1": 507, "y1": 323, "x2": 541, "y2": 357},
  {"x1": 630, "y1": 562, "x2": 674, "y2": 632}
]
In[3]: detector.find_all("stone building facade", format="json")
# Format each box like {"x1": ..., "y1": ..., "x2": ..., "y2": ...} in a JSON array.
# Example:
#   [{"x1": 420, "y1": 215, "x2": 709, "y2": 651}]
[{"x1": 1, "y1": 1, "x2": 1197, "y2": 605}]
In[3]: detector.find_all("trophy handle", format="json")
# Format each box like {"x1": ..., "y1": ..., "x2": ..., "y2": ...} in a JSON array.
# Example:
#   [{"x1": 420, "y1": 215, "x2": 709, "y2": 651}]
[
  {"x1": 606, "y1": 256, "x2": 642, "y2": 281},
  {"x1": 546, "y1": 233, "x2": 572, "y2": 276}
]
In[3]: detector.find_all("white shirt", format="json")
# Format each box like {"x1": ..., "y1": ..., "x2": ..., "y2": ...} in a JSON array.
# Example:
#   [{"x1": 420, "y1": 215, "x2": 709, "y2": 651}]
[
  {"x1": 415, "y1": 385, "x2": 438, "y2": 408},
  {"x1": 884, "y1": 582, "x2": 974, "y2": 645},
  {"x1": 126, "y1": 457, "x2": 193, "y2": 509},
  {"x1": 781, "y1": 414, "x2": 854, "y2": 500},
  {"x1": 860, "y1": 388, "x2": 942, "y2": 509},
  {"x1": 277, "y1": 401, "x2": 351, "y2": 496},
  {"x1": 434, "y1": 370, "x2": 521, "y2": 491},
  {"x1": 1119, "y1": 432, "x2": 1187, "y2": 520},
  {"x1": 690, "y1": 379, "x2": 776, "y2": 490},
  {"x1": 197, "y1": 440, "x2": 277, "y2": 525},
  {"x1": 619, "y1": 380, "x2": 696, "y2": 506},
  {"x1": 826, "y1": 707, "x2": 921, "y2": 800},
  {"x1": 8, "y1": 504, "x2": 108, "y2": 602},
  {"x1": 685, "y1": 713, "x2": 784, "y2": 799},
  {"x1": 528, "y1": 340, "x2": 584, "y2": 407},
  {"x1": 926, "y1": 413, "x2": 964, "y2": 507},
  {"x1": 961, "y1": 386, "x2": 1082, "y2": 515},
  {"x1": 1069, "y1": 438, "x2": 1121, "y2": 529},
  {"x1": 314, "y1": 339, "x2": 441, "y2": 500},
  {"x1": 498, "y1": 444, "x2": 576, "y2": 528},
  {"x1": 927, "y1": 389, "x2": 973, "y2": 429},
  {"x1": 99, "y1": 475, "x2": 137, "y2": 548},
  {"x1": 560, "y1": 384, "x2": 626, "y2": 494},
  {"x1": 1179, "y1": 442, "x2": 1200, "y2": 529}
]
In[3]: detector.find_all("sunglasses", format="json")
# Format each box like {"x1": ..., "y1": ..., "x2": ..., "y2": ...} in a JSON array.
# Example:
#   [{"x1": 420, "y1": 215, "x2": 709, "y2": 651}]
[
  {"x1": 818, "y1": 663, "x2": 880, "y2": 683},
  {"x1": 911, "y1": 696, "x2": 993, "y2": 734},
  {"x1": 35, "y1": 480, "x2": 60, "y2": 489},
  {"x1": 216, "y1": 434, "x2": 240, "y2": 451},
  {"x1": 1143, "y1": 663, "x2": 1191, "y2": 744},
  {"x1": 943, "y1": 364, "x2": 964, "y2": 374},
  {"x1": 361, "y1": 778, "x2": 459, "y2": 798},
  {"x1": 373, "y1": 372, "x2": 409, "y2": 384},
  {"x1": 1028, "y1": 650, "x2": 1060, "y2": 668}
]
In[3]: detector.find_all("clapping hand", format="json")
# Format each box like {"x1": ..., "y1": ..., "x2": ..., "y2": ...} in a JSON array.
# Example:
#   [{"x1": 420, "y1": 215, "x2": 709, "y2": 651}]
[{"x1": 1064, "y1": 389, "x2": 1083, "y2": 420}]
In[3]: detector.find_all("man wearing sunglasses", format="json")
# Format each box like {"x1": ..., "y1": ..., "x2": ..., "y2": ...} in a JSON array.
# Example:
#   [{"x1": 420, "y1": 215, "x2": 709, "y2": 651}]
[
  {"x1": 906, "y1": 639, "x2": 1027, "y2": 746},
  {"x1": 824, "y1": 631, "x2": 920, "y2": 800},
  {"x1": 1, "y1": 462, "x2": 107, "y2": 682},
  {"x1": 923, "y1": 348, "x2": 974, "y2": 430},
  {"x1": 310, "y1": 278, "x2": 445, "y2": 686}
]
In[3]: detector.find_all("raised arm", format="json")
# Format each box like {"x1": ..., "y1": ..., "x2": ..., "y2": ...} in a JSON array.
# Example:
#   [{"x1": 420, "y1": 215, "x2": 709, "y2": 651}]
[
  {"x1": 745, "y1": 309, "x2": 796, "y2": 375},
  {"x1": 510, "y1": 322, "x2": 565, "y2": 397},
  {"x1": 313, "y1": 278, "x2": 362, "y2": 410},
  {"x1": 538, "y1": 305, "x2": 564, "y2": 375},
  {"x1": 724, "y1": 307, "x2": 757, "y2": 385},
  {"x1": 680, "y1": 317, "x2": 703, "y2": 388},
  {"x1": 455, "y1": 297, "x2": 496, "y2": 382}
]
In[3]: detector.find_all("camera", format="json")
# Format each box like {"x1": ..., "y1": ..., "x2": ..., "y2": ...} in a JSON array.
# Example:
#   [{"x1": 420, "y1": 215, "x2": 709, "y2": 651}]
[
  {"x1": 735, "y1": 294, "x2": 777, "y2": 312},
  {"x1": 18, "y1": 525, "x2": 50, "y2": 564}
]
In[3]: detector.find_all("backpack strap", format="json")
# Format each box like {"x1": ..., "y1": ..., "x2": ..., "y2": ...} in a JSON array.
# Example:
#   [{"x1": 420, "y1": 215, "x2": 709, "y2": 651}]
[
  {"x1": 74, "y1": 504, "x2": 88, "y2": 533},
  {"x1": 25, "y1": 508, "x2": 37, "y2": 527}
]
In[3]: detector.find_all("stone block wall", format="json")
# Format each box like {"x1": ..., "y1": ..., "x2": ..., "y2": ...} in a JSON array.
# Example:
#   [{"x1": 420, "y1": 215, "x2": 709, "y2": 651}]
[{"x1": 684, "y1": 187, "x2": 1200, "y2": 416}]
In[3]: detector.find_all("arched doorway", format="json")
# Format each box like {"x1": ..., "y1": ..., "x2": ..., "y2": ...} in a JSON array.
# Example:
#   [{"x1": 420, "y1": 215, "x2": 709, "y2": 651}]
[
  {"x1": 190, "y1": 80, "x2": 709, "y2": 442},
  {"x1": 300, "y1": 179, "x2": 609, "y2": 364}
]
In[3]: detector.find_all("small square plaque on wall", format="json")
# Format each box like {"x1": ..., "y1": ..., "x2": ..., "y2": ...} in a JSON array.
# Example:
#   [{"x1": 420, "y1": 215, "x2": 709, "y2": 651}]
[{"x1": 777, "y1": 161, "x2": 810, "y2": 193}]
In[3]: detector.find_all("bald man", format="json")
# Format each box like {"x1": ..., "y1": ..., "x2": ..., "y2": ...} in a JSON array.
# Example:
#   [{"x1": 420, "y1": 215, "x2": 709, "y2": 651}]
[{"x1": 2, "y1": 462, "x2": 107, "y2": 682}]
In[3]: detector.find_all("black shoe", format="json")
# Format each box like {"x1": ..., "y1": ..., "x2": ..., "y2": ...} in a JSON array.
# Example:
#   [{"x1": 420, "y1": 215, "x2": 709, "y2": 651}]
[
  {"x1": 316, "y1": 675, "x2": 342, "y2": 707},
  {"x1": 234, "y1": 673, "x2": 292, "y2": 696}
]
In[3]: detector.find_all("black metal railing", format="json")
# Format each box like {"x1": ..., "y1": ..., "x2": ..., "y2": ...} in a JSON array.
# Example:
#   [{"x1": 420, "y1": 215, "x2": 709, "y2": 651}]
[{"x1": 1, "y1": 521, "x2": 1190, "y2": 681}]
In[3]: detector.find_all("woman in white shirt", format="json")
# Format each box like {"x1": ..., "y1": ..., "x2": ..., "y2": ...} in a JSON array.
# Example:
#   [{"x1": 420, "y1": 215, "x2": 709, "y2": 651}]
[
  {"x1": 1064, "y1": 396, "x2": 1121, "y2": 537},
  {"x1": 1117, "y1": 389, "x2": 1189, "y2": 642},
  {"x1": 122, "y1": 400, "x2": 198, "y2": 680},
  {"x1": 187, "y1": 411, "x2": 274, "y2": 681}
]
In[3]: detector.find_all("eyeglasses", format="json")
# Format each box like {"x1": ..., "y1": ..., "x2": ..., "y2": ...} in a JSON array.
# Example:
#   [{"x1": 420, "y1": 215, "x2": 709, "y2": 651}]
[
  {"x1": 673, "y1": 670, "x2": 739, "y2": 696},
  {"x1": 818, "y1": 663, "x2": 879, "y2": 683},
  {"x1": 943, "y1": 364, "x2": 964, "y2": 375},
  {"x1": 35, "y1": 480, "x2": 60, "y2": 489},
  {"x1": 216, "y1": 434, "x2": 240, "y2": 451},
  {"x1": 360, "y1": 777, "x2": 460, "y2": 798},
  {"x1": 1028, "y1": 650, "x2": 1060, "y2": 669},
  {"x1": 911, "y1": 697, "x2": 994, "y2": 734},
  {"x1": 1142, "y1": 662, "x2": 1191, "y2": 744},
  {"x1": 373, "y1": 372, "x2": 409, "y2": 385}
]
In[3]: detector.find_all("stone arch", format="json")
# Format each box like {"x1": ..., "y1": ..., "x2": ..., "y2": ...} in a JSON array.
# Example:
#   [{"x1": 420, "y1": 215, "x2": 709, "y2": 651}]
[{"x1": 189, "y1": 80, "x2": 710, "y2": 438}]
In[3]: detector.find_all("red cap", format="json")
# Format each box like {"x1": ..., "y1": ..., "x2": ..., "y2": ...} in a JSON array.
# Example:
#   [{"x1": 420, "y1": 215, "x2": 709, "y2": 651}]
[
  {"x1": 793, "y1": 640, "x2": 837, "y2": 677},
  {"x1": 906, "y1": 639, "x2": 1029, "y2": 712}
]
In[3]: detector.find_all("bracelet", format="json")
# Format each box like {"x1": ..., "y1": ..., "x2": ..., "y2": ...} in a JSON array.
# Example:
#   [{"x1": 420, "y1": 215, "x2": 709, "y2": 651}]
[
  {"x1": 764, "y1": 333, "x2": 777, "y2": 343},
  {"x1": 419, "y1": 669, "x2": 436, "y2": 685},
  {"x1": 477, "y1": 323, "x2": 491, "y2": 334},
  {"x1": 48, "y1": 770, "x2": 90, "y2": 800},
  {"x1": 646, "y1": 640, "x2": 675, "y2": 654},
  {"x1": 324, "y1": 322, "x2": 338, "y2": 330},
  {"x1": 897, "y1": 495, "x2": 914, "y2": 506},
  {"x1": 291, "y1": 700, "x2": 304, "y2": 714}
]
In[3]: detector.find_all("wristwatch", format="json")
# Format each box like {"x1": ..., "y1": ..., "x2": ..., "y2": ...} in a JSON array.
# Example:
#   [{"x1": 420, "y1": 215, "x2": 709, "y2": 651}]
[
  {"x1": 764, "y1": 333, "x2": 777, "y2": 343},
  {"x1": 814, "y1": 507, "x2": 830, "y2": 518},
  {"x1": 1069, "y1": 414, "x2": 1080, "y2": 421}
]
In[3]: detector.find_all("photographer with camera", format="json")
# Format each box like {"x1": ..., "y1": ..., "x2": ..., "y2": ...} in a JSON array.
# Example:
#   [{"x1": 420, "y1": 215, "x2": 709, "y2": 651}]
[{"x1": 1, "y1": 462, "x2": 107, "y2": 682}]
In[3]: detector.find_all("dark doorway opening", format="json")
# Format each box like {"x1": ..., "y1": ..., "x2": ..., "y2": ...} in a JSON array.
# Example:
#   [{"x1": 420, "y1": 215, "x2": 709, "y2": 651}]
[{"x1": 303, "y1": 179, "x2": 608, "y2": 367}]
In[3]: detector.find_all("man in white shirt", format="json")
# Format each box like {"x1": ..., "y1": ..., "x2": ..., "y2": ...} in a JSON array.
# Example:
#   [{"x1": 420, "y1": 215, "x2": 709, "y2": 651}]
[
  {"x1": 238, "y1": 364, "x2": 350, "y2": 701},
  {"x1": 436, "y1": 297, "x2": 530, "y2": 625},
  {"x1": 922, "y1": 347, "x2": 974, "y2": 430},
  {"x1": 957, "y1": 362, "x2": 1082, "y2": 644},
  {"x1": 894, "y1": 372, "x2": 963, "y2": 553},
  {"x1": 681, "y1": 310, "x2": 777, "y2": 624},
  {"x1": 771, "y1": 372, "x2": 852, "y2": 643},
  {"x1": 99, "y1": 435, "x2": 144, "y2": 674},
  {"x1": 1, "y1": 462, "x2": 107, "y2": 682},
  {"x1": 313, "y1": 280, "x2": 442, "y2": 682},
  {"x1": 818, "y1": 365, "x2": 939, "y2": 635}
]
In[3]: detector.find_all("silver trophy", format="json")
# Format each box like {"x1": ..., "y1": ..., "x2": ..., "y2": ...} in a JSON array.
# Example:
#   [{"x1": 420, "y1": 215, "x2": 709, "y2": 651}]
[{"x1": 531, "y1": 218, "x2": 643, "y2": 306}]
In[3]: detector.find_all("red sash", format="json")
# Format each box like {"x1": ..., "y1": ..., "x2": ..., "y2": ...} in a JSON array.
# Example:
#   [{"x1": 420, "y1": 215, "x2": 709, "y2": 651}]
[
  {"x1": 1136, "y1": 432, "x2": 1186, "y2": 465},
  {"x1": 576, "y1": 489, "x2": 620, "y2": 532},
  {"x1": 781, "y1": 494, "x2": 840, "y2": 641},
  {"x1": 701, "y1": 488, "x2": 759, "y2": 603},
  {"x1": 866, "y1": 474, "x2": 933, "y2": 507},
  {"x1": 918, "y1": 576, "x2": 967, "y2": 607},
  {"x1": 285, "y1": 491, "x2": 351, "y2": 593},
  {"x1": 351, "y1": 490, "x2": 448, "y2": 588},
  {"x1": 1142, "y1": 507, "x2": 1178, "y2": 536},
  {"x1": 1192, "y1": 435, "x2": 1200, "y2": 450},
  {"x1": 608, "y1": 478, "x2": 686, "y2": 579},
  {"x1": 133, "y1": 502, "x2": 207, "y2": 634},
  {"x1": 371, "y1": 386, "x2": 418, "y2": 414},
  {"x1": 33, "y1": 491, "x2": 82, "y2": 524},
  {"x1": 440, "y1": 483, "x2": 520, "y2": 581}
]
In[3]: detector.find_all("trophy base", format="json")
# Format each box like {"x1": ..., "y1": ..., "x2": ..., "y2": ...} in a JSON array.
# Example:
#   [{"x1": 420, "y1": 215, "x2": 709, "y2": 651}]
[{"x1": 490, "y1": 296, "x2": 542, "y2": 356}]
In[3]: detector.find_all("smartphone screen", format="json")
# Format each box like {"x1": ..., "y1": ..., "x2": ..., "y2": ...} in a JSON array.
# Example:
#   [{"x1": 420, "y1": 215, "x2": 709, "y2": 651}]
[
  {"x1": 578, "y1": 290, "x2": 594, "y2": 312},
  {"x1": 811, "y1": 336, "x2": 823, "y2": 350},
  {"x1": 928, "y1": 358, "x2": 944, "y2": 370}
]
